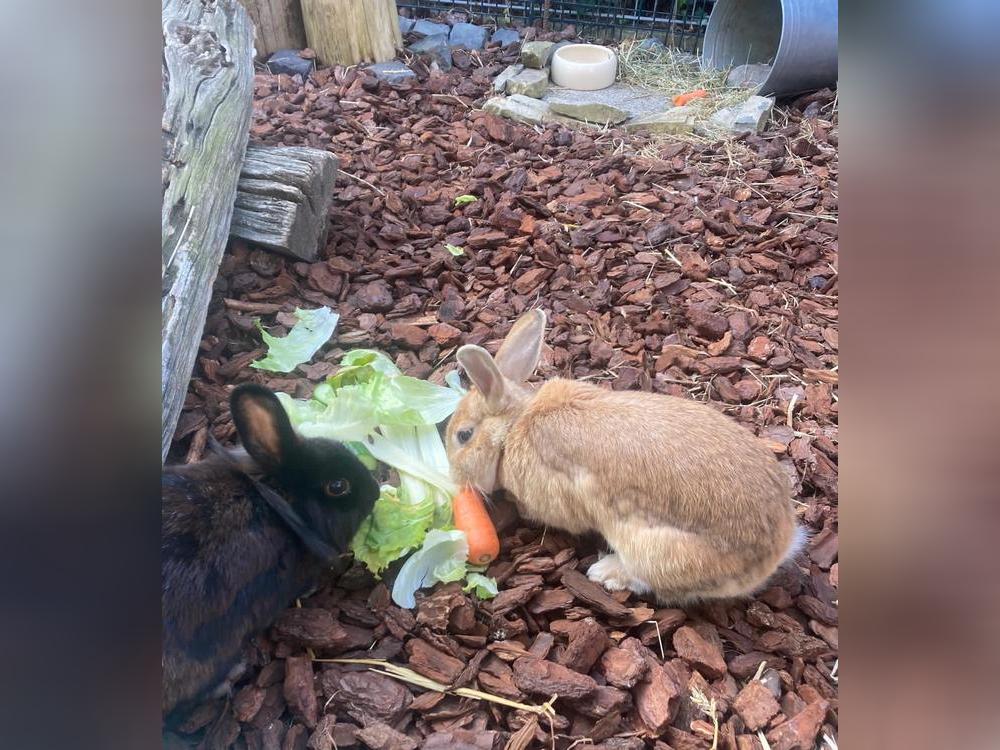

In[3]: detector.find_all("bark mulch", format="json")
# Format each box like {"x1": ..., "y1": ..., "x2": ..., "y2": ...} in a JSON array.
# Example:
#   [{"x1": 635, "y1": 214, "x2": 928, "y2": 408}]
[{"x1": 168, "y1": 39, "x2": 838, "y2": 750}]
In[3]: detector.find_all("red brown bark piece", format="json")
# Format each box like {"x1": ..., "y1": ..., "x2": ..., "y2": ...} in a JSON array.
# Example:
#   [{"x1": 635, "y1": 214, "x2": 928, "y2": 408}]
[
  {"x1": 335, "y1": 671, "x2": 413, "y2": 725},
  {"x1": 633, "y1": 665, "x2": 681, "y2": 735},
  {"x1": 527, "y1": 588, "x2": 574, "y2": 614},
  {"x1": 765, "y1": 700, "x2": 830, "y2": 750},
  {"x1": 559, "y1": 617, "x2": 611, "y2": 674},
  {"x1": 422, "y1": 729, "x2": 502, "y2": 750},
  {"x1": 560, "y1": 569, "x2": 630, "y2": 618},
  {"x1": 673, "y1": 625, "x2": 727, "y2": 679},
  {"x1": 511, "y1": 657, "x2": 598, "y2": 698},
  {"x1": 571, "y1": 684, "x2": 631, "y2": 719},
  {"x1": 405, "y1": 638, "x2": 466, "y2": 684},
  {"x1": 489, "y1": 582, "x2": 541, "y2": 616},
  {"x1": 272, "y1": 608, "x2": 349, "y2": 650},
  {"x1": 600, "y1": 644, "x2": 648, "y2": 688},
  {"x1": 355, "y1": 722, "x2": 418, "y2": 750},
  {"x1": 733, "y1": 680, "x2": 781, "y2": 732},
  {"x1": 283, "y1": 656, "x2": 318, "y2": 728}
]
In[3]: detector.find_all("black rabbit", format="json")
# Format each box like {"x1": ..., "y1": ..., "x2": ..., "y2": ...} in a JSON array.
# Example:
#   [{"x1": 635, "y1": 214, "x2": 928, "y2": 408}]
[{"x1": 162, "y1": 384, "x2": 379, "y2": 718}]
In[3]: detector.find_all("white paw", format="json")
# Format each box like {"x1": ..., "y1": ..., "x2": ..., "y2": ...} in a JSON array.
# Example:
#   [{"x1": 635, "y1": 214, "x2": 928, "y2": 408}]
[{"x1": 587, "y1": 554, "x2": 652, "y2": 595}]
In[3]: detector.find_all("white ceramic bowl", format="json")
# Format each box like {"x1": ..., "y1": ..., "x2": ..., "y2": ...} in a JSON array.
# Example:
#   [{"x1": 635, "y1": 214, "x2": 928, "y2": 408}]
[{"x1": 550, "y1": 44, "x2": 618, "y2": 91}]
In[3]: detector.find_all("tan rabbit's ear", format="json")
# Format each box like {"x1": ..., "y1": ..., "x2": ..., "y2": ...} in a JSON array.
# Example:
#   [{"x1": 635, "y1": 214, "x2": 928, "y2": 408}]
[
  {"x1": 457, "y1": 345, "x2": 506, "y2": 408},
  {"x1": 495, "y1": 309, "x2": 546, "y2": 383}
]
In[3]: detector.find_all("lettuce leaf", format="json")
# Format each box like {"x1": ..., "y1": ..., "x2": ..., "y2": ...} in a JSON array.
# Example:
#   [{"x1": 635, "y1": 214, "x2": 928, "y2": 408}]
[
  {"x1": 463, "y1": 573, "x2": 499, "y2": 600},
  {"x1": 251, "y1": 307, "x2": 339, "y2": 373},
  {"x1": 351, "y1": 485, "x2": 435, "y2": 575},
  {"x1": 391, "y1": 529, "x2": 469, "y2": 608}
]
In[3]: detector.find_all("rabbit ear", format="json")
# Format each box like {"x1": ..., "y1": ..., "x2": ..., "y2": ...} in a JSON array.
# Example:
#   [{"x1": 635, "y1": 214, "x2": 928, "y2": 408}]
[
  {"x1": 230, "y1": 385, "x2": 298, "y2": 471},
  {"x1": 457, "y1": 345, "x2": 506, "y2": 408},
  {"x1": 495, "y1": 309, "x2": 546, "y2": 383}
]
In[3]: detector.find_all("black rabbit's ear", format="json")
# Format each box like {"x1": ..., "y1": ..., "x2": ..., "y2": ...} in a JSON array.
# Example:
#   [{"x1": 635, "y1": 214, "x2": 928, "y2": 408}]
[{"x1": 230, "y1": 385, "x2": 297, "y2": 471}]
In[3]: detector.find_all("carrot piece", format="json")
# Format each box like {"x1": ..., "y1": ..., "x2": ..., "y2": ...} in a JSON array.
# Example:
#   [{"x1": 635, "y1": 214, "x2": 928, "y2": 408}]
[
  {"x1": 673, "y1": 88, "x2": 707, "y2": 107},
  {"x1": 453, "y1": 486, "x2": 500, "y2": 565}
]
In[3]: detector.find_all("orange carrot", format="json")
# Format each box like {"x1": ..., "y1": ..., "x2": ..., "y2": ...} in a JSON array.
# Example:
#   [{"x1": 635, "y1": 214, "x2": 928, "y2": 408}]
[
  {"x1": 673, "y1": 89, "x2": 707, "y2": 107},
  {"x1": 453, "y1": 486, "x2": 500, "y2": 565}
]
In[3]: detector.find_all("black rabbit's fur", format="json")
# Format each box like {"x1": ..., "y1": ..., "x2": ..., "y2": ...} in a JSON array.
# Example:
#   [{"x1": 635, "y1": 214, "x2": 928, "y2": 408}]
[{"x1": 161, "y1": 385, "x2": 378, "y2": 720}]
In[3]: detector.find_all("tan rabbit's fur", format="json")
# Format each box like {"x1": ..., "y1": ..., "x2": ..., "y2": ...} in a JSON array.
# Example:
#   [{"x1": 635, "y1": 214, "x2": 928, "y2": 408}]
[{"x1": 446, "y1": 310, "x2": 802, "y2": 604}]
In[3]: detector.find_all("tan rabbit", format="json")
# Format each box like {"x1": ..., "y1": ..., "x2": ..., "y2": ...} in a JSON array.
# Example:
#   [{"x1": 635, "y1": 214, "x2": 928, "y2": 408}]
[{"x1": 446, "y1": 309, "x2": 804, "y2": 604}]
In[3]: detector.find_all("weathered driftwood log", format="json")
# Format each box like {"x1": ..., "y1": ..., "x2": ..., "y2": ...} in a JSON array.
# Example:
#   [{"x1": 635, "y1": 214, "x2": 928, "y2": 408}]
[
  {"x1": 300, "y1": 0, "x2": 402, "y2": 66},
  {"x1": 242, "y1": 0, "x2": 307, "y2": 58},
  {"x1": 229, "y1": 145, "x2": 339, "y2": 261},
  {"x1": 162, "y1": 0, "x2": 255, "y2": 463}
]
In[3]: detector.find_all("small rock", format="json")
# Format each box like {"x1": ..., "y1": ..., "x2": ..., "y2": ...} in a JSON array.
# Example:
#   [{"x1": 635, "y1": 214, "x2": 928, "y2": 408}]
[
  {"x1": 493, "y1": 63, "x2": 524, "y2": 93},
  {"x1": 506, "y1": 68, "x2": 548, "y2": 98},
  {"x1": 398, "y1": 16, "x2": 415, "y2": 34},
  {"x1": 672, "y1": 625, "x2": 727, "y2": 679},
  {"x1": 521, "y1": 40, "x2": 555, "y2": 68},
  {"x1": 624, "y1": 106, "x2": 696, "y2": 135},
  {"x1": 483, "y1": 94, "x2": 551, "y2": 126},
  {"x1": 512, "y1": 657, "x2": 598, "y2": 698},
  {"x1": 733, "y1": 679, "x2": 780, "y2": 731},
  {"x1": 727, "y1": 63, "x2": 772, "y2": 89},
  {"x1": 267, "y1": 49, "x2": 314, "y2": 79},
  {"x1": 355, "y1": 280, "x2": 394, "y2": 312},
  {"x1": 549, "y1": 100, "x2": 628, "y2": 125},
  {"x1": 710, "y1": 95, "x2": 775, "y2": 135},
  {"x1": 491, "y1": 28, "x2": 521, "y2": 47},
  {"x1": 765, "y1": 700, "x2": 830, "y2": 750},
  {"x1": 367, "y1": 61, "x2": 416, "y2": 83},
  {"x1": 408, "y1": 33, "x2": 452, "y2": 71},
  {"x1": 760, "y1": 668, "x2": 783, "y2": 699},
  {"x1": 449, "y1": 22, "x2": 487, "y2": 50},
  {"x1": 412, "y1": 19, "x2": 449, "y2": 37}
]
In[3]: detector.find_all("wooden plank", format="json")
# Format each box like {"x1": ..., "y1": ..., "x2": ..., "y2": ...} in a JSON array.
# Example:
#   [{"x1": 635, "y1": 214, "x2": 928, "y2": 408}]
[
  {"x1": 229, "y1": 145, "x2": 339, "y2": 261},
  {"x1": 242, "y1": 0, "x2": 307, "y2": 58},
  {"x1": 300, "y1": 0, "x2": 402, "y2": 66},
  {"x1": 161, "y1": 0, "x2": 255, "y2": 463}
]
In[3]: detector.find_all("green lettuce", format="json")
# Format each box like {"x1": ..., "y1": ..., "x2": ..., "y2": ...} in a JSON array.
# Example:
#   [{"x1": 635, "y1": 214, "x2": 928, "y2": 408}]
[
  {"x1": 274, "y1": 347, "x2": 496, "y2": 604},
  {"x1": 251, "y1": 307, "x2": 339, "y2": 373},
  {"x1": 391, "y1": 529, "x2": 469, "y2": 608},
  {"x1": 351, "y1": 485, "x2": 435, "y2": 575},
  {"x1": 463, "y1": 573, "x2": 499, "y2": 600}
]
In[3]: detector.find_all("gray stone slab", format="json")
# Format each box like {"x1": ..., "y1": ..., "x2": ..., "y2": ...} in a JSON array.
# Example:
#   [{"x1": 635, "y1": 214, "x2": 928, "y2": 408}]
[
  {"x1": 266, "y1": 49, "x2": 313, "y2": 79},
  {"x1": 521, "y1": 41, "x2": 555, "y2": 68},
  {"x1": 483, "y1": 94, "x2": 551, "y2": 126},
  {"x1": 549, "y1": 101, "x2": 629, "y2": 125},
  {"x1": 506, "y1": 68, "x2": 548, "y2": 98},
  {"x1": 368, "y1": 61, "x2": 417, "y2": 83},
  {"x1": 449, "y1": 22, "x2": 487, "y2": 50},
  {"x1": 491, "y1": 28, "x2": 520, "y2": 47},
  {"x1": 409, "y1": 33, "x2": 452, "y2": 71},
  {"x1": 710, "y1": 95, "x2": 774, "y2": 134},
  {"x1": 624, "y1": 107, "x2": 697, "y2": 134},
  {"x1": 399, "y1": 16, "x2": 415, "y2": 34},
  {"x1": 494, "y1": 63, "x2": 524, "y2": 93},
  {"x1": 543, "y1": 83, "x2": 671, "y2": 121},
  {"x1": 413, "y1": 19, "x2": 449, "y2": 37}
]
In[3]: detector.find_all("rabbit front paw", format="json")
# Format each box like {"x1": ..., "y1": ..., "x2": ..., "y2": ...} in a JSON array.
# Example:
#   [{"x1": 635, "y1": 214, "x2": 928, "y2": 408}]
[{"x1": 587, "y1": 553, "x2": 652, "y2": 596}]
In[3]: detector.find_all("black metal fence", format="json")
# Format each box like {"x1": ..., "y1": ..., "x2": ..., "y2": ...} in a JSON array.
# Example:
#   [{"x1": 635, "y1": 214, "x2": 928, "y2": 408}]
[{"x1": 396, "y1": 1, "x2": 715, "y2": 52}]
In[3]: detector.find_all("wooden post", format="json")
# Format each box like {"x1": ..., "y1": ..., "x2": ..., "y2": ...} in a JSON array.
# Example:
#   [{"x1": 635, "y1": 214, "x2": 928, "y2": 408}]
[
  {"x1": 300, "y1": 0, "x2": 403, "y2": 66},
  {"x1": 162, "y1": 0, "x2": 255, "y2": 463},
  {"x1": 242, "y1": 0, "x2": 307, "y2": 58}
]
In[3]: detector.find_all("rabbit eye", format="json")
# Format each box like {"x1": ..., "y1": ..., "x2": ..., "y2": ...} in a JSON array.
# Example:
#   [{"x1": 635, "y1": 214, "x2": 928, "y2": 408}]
[
  {"x1": 324, "y1": 479, "x2": 351, "y2": 498},
  {"x1": 456, "y1": 428, "x2": 473, "y2": 445}
]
